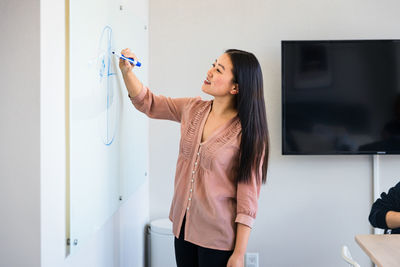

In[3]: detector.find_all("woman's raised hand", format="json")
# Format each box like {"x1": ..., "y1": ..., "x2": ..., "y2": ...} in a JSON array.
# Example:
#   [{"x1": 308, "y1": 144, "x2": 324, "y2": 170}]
[
  {"x1": 118, "y1": 48, "x2": 143, "y2": 98},
  {"x1": 119, "y1": 48, "x2": 139, "y2": 75}
]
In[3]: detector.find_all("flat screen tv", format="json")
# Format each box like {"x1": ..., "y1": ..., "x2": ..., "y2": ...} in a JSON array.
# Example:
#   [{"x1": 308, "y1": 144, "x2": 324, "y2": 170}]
[{"x1": 282, "y1": 40, "x2": 400, "y2": 155}]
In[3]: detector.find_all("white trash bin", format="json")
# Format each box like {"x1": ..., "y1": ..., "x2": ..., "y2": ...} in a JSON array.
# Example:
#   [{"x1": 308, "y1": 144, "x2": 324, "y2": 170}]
[{"x1": 149, "y1": 218, "x2": 175, "y2": 267}]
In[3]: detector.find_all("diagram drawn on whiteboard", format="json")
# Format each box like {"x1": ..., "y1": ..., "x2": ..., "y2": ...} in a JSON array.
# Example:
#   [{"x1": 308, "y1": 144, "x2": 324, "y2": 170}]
[{"x1": 98, "y1": 25, "x2": 119, "y2": 146}]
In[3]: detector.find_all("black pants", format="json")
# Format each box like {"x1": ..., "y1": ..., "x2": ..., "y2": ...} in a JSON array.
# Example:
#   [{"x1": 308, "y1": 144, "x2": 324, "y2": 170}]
[{"x1": 174, "y1": 215, "x2": 233, "y2": 267}]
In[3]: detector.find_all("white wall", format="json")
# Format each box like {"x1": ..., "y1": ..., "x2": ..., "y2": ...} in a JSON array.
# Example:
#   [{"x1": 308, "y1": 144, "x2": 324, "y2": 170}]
[
  {"x1": 0, "y1": 0, "x2": 149, "y2": 266},
  {"x1": 41, "y1": 0, "x2": 149, "y2": 266},
  {"x1": 0, "y1": 0, "x2": 41, "y2": 266},
  {"x1": 148, "y1": 0, "x2": 400, "y2": 266}
]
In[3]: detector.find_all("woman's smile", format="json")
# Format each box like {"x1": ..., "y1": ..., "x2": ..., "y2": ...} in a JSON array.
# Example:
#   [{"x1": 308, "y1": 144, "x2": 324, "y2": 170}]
[{"x1": 204, "y1": 78, "x2": 211, "y2": 85}]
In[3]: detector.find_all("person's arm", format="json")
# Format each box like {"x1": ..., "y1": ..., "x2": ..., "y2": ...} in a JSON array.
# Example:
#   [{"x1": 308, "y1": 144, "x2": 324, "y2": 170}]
[
  {"x1": 228, "y1": 152, "x2": 265, "y2": 267},
  {"x1": 369, "y1": 182, "x2": 400, "y2": 230},
  {"x1": 119, "y1": 48, "x2": 143, "y2": 98},
  {"x1": 122, "y1": 69, "x2": 143, "y2": 99},
  {"x1": 227, "y1": 223, "x2": 251, "y2": 267},
  {"x1": 118, "y1": 48, "x2": 198, "y2": 122},
  {"x1": 386, "y1": 211, "x2": 400, "y2": 229}
]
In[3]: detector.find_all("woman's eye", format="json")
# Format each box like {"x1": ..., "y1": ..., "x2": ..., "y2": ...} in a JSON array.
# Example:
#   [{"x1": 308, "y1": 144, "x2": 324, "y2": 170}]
[{"x1": 212, "y1": 63, "x2": 221, "y2": 73}]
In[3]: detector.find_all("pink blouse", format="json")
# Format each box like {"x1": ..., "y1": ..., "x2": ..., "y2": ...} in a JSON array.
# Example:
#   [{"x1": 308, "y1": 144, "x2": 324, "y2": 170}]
[{"x1": 130, "y1": 86, "x2": 262, "y2": 251}]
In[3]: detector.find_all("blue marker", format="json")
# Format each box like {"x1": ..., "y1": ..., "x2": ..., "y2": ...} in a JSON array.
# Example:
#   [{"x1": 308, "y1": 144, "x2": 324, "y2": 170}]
[{"x1": 112, "y1": 51, "x2": 142, "y2": 67}]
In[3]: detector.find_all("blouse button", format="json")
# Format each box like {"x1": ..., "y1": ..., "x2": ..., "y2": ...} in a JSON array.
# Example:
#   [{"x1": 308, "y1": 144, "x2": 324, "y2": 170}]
[
  {"x1": 191, "y1": 179, "x2": 194, "y2": 183},
  {"x1": 189, "y1": 198, "x2": 191, "y2": 201},
  {"x1": 197, "y1": 152, "x2": 200, "y2": 156},
  {"x1": 187, "y1": 207, "x2": 189, "y2": 210},
  {"x1": 190, "y1": 189, "x2": 193, "y2": 192},
  {"x1": 192, "y1": 170, "x2": 195, "y2": 174},
  {"x1": 195, "y1": 162, "x2": 198, "y2": 165}
]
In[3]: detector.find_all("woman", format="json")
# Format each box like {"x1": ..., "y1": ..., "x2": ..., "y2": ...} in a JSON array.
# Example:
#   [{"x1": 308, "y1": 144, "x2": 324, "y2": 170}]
[{"x1": 119, "y1": 48, "x2": 269, "y2": 267}]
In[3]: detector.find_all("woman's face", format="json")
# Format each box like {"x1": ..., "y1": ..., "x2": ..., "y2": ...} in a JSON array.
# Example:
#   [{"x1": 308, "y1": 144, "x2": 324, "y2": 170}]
[{"x1": 201, "y1": 53, "x2": 238, "y2": 97}]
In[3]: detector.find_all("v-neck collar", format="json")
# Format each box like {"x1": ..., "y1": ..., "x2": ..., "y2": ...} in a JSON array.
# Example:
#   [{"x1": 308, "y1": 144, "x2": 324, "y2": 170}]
[{"x1": 199, "y1": 101, "x2": 238, "y2": 145}]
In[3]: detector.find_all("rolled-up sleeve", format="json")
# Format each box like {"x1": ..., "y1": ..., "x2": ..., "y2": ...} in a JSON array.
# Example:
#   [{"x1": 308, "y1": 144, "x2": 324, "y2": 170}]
[
  {"x1": 235, "y1": 152, "x2": 264, "y2": 228},
  {"x1": 130, "y1": 86, "x2": 197, "y2": 123}
]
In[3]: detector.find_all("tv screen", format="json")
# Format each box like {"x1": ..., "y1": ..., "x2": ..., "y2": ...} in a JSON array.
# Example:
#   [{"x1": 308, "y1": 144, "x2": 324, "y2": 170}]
[{"x1": 282, "y1": 40, "x2": 400, "y2": 155}]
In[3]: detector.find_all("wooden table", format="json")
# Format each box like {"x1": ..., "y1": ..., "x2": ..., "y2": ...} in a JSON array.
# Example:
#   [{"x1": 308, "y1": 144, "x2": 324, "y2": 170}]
[{"x1": 355, "y1": 234, "x2": 400, "y2": 267}]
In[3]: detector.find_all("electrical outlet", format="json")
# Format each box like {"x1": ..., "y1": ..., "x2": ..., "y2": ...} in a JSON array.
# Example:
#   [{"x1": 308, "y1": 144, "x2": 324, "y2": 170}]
[{"x1": 245, "y1": 252, "x2": 259, "y2": 267}]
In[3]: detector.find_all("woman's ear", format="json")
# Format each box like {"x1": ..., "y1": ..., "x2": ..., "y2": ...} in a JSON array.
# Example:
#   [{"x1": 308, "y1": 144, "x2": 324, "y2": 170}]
[{"x1": 230, "y1": 84, "x2": 239, "y2": 95}]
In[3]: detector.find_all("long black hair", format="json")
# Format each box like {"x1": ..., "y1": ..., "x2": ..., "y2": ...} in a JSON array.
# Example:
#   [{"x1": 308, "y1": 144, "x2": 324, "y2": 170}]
[{"x1": 225, "y1": 49, "x2": 269, "y2": 184}]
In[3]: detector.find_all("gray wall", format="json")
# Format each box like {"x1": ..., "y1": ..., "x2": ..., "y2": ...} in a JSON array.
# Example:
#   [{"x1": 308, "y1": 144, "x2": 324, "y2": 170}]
[
  {"x1": 0, "y1": 0, "x2": 41, "y2": 267},
  {"x1": 148, "y1": 0, "x2": 400, "y2": 266}
]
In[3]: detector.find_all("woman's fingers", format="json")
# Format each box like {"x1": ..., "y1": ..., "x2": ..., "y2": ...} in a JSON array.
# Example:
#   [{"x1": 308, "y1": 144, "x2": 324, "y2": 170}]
[
  {"x1": 121, "y1": 48, "x2": 130, "y2": 54},
  {"x1": 119, "y1": 48, "x2": 140, "y2": 69},
  {"x1": 121, "y1": 48, "x2": 138, "y2": 61},
  {"x1": 121, "y1": 48, "x2": 133, "y2": 57}
]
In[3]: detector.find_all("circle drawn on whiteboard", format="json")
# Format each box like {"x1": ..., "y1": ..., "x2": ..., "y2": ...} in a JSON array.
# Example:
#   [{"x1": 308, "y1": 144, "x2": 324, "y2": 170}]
[{"x1": 97, "y1": 26, "x2": 118, "y2": 146}]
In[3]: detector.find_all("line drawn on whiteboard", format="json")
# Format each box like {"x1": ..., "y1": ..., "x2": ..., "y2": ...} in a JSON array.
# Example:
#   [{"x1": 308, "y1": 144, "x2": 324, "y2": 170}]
[{"x1": 97, "y1": 25, "x2": 119, "y2": 146}]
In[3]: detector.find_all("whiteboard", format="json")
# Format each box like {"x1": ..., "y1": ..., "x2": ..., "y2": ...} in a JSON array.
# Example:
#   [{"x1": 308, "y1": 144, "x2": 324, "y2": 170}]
[{"x1": 68, "y1": 0, "x2": 148, "y2": 255}]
